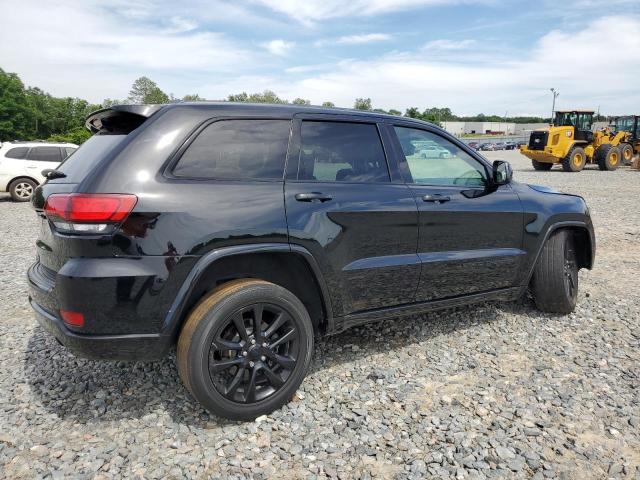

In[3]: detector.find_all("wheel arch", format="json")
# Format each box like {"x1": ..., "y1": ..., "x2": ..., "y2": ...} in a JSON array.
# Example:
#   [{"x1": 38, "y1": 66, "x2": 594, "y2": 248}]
[
  {"x1": 163, "y1": 243, "x2": 333, "y2": 341},
  {"x1": 524, "y1": 221, "x2": 595, "y2": 288},
  {"x1": 6, "y1": 175, "x2": 40, "y2": 191}
]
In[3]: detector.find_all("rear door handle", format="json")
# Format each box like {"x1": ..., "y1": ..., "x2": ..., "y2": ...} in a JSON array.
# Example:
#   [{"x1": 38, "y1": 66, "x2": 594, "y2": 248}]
[
  {"x1": 422, "y1": 194, "x2": 451, "y2": 203},
  {"x1": 295, "y1": 192, "x2": 333, "y2": 203}
]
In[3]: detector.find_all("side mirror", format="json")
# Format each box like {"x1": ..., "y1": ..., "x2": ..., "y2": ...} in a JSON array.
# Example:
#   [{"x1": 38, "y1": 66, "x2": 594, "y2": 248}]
[{"x1": 492, "y1": 160, "x2": 512, "y2": 185}]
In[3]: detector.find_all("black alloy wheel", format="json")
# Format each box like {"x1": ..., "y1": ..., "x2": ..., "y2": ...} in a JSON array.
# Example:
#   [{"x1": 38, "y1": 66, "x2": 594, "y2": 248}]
[
  {"x1": 208, "y1": 303, "x2": 300, "y2": 404},
  {"x1": 177, "y1": 279, "x2": 314, "y2": 420}
]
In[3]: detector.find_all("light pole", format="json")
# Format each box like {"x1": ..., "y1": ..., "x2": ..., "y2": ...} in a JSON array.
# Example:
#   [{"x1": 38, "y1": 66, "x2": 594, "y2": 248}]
[{"x1": 550, "y1": 88, "x2": 559, "y2": 124}]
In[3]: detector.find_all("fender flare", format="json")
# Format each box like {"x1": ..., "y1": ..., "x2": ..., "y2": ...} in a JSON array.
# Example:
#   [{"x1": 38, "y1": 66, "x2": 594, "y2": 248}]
[
  {"x1": 162, "y1": 243, "x2": 333, "y2": 338},
  {"x1": 522, "y1": 220, "x2": 595, "y2": 288}
]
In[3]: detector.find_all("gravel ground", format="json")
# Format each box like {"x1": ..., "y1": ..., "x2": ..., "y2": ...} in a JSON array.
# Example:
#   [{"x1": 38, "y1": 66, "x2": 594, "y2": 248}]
[{"x1": 1, "y1": 150, "x2": 639, "y2": 479}]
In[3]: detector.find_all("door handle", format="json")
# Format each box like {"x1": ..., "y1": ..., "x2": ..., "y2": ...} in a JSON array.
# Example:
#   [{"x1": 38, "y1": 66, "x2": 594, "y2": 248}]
[
  {"x1": 422, "y1": 194, "x2": 451, "y2": 203},
  {"x1": 27, "y1": 166, "x2": 38, "y2": 169},
  {"x1": 295, "y1": 192, "x2": 332, "y2": 202}
]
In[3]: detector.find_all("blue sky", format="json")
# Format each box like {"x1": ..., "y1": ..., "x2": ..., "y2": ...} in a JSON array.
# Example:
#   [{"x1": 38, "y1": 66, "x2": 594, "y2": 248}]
[{"x1": 1, "y1": 0, "x2": 639, "y2": 116}]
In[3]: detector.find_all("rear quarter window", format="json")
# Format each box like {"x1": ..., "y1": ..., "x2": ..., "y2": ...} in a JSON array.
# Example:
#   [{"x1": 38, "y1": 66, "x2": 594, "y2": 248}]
[
  {"x1": 54, "y1": 135, "x2": 125, "y2": 183},
  {"x1": 172, "y1": 119, "x2": 291, "y2": 180},
  {"x1": 4, "y1": 147, "x2": 29, "y2": 159}
]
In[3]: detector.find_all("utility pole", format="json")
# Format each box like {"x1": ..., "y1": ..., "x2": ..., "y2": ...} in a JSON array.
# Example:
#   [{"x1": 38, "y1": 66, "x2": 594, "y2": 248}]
[{"x1": 550, "y1": 88, "x2": 559, "y2": 124}]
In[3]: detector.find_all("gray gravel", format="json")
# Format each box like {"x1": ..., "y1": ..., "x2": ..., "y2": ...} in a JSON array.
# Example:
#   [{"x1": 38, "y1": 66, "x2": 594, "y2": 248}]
[{"x1": 1, "y1": 151, "x2": 639, "y2": 479}]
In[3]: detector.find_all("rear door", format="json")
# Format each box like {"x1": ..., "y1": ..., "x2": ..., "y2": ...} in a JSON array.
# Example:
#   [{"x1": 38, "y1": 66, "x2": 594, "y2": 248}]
[
  {"x1": 25, "y1": 146, "x2": 64, "y2": 183},
  {"x1": 389, "y1": 124, "x2": 525, "y2": 302},
  {"x1": 284, "y1": 115, "x2": 419, "y2": 316}
]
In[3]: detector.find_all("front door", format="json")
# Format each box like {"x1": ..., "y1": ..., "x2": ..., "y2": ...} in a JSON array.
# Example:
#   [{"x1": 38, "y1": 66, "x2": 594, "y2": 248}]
[
  {"x1": 284, "y1": 117, "x2": 420, "y2": 316},
  {"x1": 390, "y1": 125, "x2": 525, "y2": 302}
]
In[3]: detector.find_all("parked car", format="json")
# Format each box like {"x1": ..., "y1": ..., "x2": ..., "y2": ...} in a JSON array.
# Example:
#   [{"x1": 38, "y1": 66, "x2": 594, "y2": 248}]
[
  {"x1": 419, "y1": 144, "x2": 451, "y2": 158},
  {"x1": 505, "y1": 141, "x2": 518, "y2": 150},
  {"x1": 494, "y1": 142, "x2": 506, "y2": 150},
  {"x1": 28, "y1": 103, "x2": 595, "y2": 420},
  {"x1": 478, "y1": 143, "x2": 496, "y2": 151},
  {"x1": 0, "y1": 141, "x2": 78, "y2": 201},
  {"x1": 467, "y1": 141, "x2": 479, "y2": 150}
]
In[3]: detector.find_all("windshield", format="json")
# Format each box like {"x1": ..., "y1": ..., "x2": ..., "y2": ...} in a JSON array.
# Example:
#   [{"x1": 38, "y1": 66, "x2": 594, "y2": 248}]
[{"x1": 54, "y1": 134, "x2": 126, "y2": 183}]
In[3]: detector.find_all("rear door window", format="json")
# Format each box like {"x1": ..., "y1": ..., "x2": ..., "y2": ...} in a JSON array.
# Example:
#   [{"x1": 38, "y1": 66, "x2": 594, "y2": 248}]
[
  {"x1": 173, "y1": 119, "x2": 291, "y2": 180},
  {"x1": 298, "y1": 121, "x2": 390, "y2": 183},
  {"x1": 4, "y1": 147, "x2": 29, "y2": 159},
  {"x1": 27, "y1": 146, "x2": 63, "y2": 162}
]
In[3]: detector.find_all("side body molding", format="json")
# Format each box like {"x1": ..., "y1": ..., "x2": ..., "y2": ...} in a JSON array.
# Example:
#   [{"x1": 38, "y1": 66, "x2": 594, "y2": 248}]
[{"x1": 162, "y1": 243, "x2": 334, "y2": 338}]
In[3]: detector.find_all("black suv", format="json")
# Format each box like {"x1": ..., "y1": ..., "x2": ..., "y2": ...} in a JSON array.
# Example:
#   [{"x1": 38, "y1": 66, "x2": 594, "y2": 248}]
[{"x1": 28, "y1": 103, "x2": 595, "y2": 420}]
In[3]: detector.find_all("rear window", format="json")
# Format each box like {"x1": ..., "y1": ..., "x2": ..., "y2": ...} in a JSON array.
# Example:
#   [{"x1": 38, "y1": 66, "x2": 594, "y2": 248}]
[
  {"x1": 172, "y1": 119, "x2": 291, "y2": 180},
  {"x1": 4, "y1": 147, "x2": 29, "y2": 159},
  {"x1": 27, "y1": 146, "x2": 63, "y2": 162},
  {"x1": 63, "y1": 147, "x2": 76, "y2": 158},
  {"x1": 55, "y1": 135, "x2": 125, "y2": 183}
]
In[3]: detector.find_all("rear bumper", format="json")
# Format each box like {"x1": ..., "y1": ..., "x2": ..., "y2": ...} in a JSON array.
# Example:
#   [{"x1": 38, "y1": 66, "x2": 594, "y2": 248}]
[
  {"x1": 27, "y1": 260, "x2": 173, "y2": 361},
  {"x1": 29, "y1": 299, "x2": 170, "y2": 360}
]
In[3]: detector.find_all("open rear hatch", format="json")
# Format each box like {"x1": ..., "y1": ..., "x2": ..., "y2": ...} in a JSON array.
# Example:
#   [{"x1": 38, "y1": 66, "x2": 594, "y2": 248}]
[{"x1": 32, "y1": 104, "x2": 162, "y2": 272}]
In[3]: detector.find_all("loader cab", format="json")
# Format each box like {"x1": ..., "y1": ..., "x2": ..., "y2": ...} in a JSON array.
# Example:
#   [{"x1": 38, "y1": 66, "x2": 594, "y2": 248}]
[
  {"x1": 614, "y1": 116, "x2": 639, "y2": 140},
  {"x1": 554, "y1": 111, "x2": 594, "y2": 142}
]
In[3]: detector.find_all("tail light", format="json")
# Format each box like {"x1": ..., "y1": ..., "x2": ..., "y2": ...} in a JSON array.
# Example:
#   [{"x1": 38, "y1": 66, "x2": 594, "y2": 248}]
[{"x1": 44, "y1": 193, "x2": 138, "y2": 234}]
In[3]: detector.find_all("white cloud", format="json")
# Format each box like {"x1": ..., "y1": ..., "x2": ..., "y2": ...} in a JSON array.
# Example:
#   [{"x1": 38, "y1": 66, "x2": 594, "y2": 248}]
[
  {"x1": 211, "y1": 15, "x2": 640, "y2": 116},
  {"x1": 0, "y1": 0, "x2": 256, "y2": 102},
  {"x1": 336, "y1": 33, "x2": 392, "y2": 44},
  {"x1": 261, "y1": 39, "x2": 295, "y2": 56},
  {"x1": 254, "y1": 0, "x2": 492, "y2": 24},
  {"x1": 423, "y1": 39, "x2": 476, "y2": 50}
]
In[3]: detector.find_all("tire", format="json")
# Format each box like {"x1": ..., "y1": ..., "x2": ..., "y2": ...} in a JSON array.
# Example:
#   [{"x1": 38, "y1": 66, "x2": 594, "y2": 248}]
[
  {"x1": 177, "y1": 279, "x2": 314, "y2": 421},
  {"x1": 532, "y1": 160, "x2": 553, "y2": 171},
  {"x1": 561, "y1": 146, "x2": 586, "y2": 172},
  {"x1": 620, "y1": 143, "x2": 634, "y2": 165},
  {"x1": 595, "y1": 144, "x2": 620, "y2": 171},
  {"x1": 9, "y1": 178, "x2": 37, "y2": 202},
  {"x1": 530, "y1": 229, "x2": 579, "y2": 314}
]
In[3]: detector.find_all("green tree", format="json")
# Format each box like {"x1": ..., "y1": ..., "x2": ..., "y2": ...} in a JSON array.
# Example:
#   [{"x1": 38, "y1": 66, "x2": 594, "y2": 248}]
[
  {"x1": 322, "y1": 101, "x2": 335, "y2": 108},
  {"x1": 388, "y1": 109, "x2": 401, "y2": 116},
  {"x1": 292, "y1": 97, "x2": 310, "y2": 105},
  {"x1": 48, "y1": 126, "x2": 92, "y2": 145},
  {"x1": 182, "y1": 93, "x2": 204, "y2": 101},
  {"x1": 227, "y1": 90, "x2": 287, "y2": 104},
  {"x1": 404, "y1": 107, "x2": 420, "y2": 118},
  {"x1": 354, "y1": 97, "x2": 372, "y2": 111},
  {"x1": 128, "y1": 76, "x2": 169, "y2": 104},
  {"x1": 0, "y1": 68, "x2": 34, "y2": 141}
]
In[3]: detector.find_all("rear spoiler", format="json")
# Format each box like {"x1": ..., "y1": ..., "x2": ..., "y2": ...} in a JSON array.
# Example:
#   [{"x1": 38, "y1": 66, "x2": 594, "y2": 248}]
[{"x1": 85, "y1": 104, "x2": 165, "y2": 134}]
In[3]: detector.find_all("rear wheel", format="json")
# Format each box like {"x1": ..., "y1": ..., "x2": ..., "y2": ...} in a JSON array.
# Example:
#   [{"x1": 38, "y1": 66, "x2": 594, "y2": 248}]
[
  {"x1": 531, "y1": 160, "x2": 553, "y2": 171},
  {"x1": 620, "y1": 143, "x2": 634, "y2": 165},
  {"x1": 595, "y1": 144, "x2": 620, "y2": 171},
  {"x1": 177, "y1": 279, "x2": 314, "y2": 420},
  {"x1": 530, "y1": 230, "x2": 579, "y2": 314},
  {"x1": 9, "y1": 178, "x2": 37, "y2": 202},
  {"x1": 561, "y1": 146, "x2": 586, "y2": 172}
]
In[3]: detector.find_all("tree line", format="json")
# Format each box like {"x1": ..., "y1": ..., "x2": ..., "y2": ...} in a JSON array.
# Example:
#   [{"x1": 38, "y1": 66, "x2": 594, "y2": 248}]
[{"x1": 0, "y1": 69, "x2": 549, "y2": 144}]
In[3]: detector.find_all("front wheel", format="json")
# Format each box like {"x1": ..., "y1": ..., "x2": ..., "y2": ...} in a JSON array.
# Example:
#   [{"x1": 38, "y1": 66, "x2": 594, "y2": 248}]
[
  {"x1": 177, "y1": 279, "x2": 314, "y2": 420},
  {"x1": 530, "y1": 230, "x2": 579, "y2": 314},
  {"x1": 561, "y1": 147, "x2": 586, "y2": 172}
]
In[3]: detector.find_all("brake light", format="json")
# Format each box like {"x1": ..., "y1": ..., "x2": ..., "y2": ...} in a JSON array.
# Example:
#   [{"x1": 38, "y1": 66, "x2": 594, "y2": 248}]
[{"x1": 44, "y1": 194, "x2": 137, "y2": 234}]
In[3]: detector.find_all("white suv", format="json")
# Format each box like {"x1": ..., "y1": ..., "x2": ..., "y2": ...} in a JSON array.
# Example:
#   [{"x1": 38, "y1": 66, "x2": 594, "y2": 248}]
[{"x1": 0, "y1": 142, "x2": 78, "y2": 201}]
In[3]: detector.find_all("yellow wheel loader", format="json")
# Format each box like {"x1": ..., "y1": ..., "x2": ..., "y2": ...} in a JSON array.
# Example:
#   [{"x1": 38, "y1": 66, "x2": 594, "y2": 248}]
[
  {"x1": 612, "y1": 115, "x2": 640, "y2": 168},
  {"x1": 520, "y1": 110, "x2": 631, "y2": 172}
]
